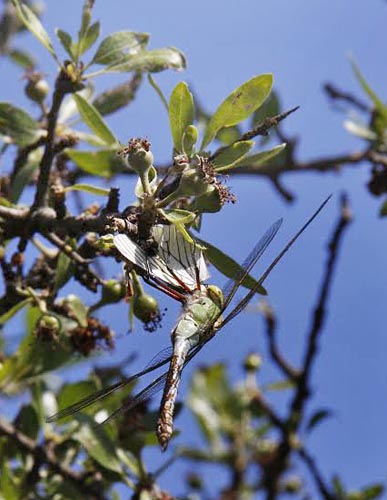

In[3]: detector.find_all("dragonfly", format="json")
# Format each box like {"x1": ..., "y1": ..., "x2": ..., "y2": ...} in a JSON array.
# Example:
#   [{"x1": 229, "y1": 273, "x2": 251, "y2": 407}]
[{"x1": 47, "y1": 195, "x2": 331, "y2": 450}]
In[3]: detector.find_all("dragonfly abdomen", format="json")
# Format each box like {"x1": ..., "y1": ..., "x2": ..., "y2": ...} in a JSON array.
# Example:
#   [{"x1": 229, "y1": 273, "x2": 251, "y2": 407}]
[{"x1": 157, "y1": 339, "x2": 189, "y2": 450}]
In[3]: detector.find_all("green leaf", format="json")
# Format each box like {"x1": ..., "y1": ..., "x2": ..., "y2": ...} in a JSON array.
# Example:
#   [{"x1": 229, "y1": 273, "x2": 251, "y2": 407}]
[
  {"x1": 188, "y1": 365, "x2": 227, "y2": 446},
  {"x1": 0, "y1": 307, "x2": 75, "y2": 389},
  {"x1": 263, "y1": 379, "x2": 294, "y2": 391},
  {"x1": 201, "y1": 74, "x2": 273, "y2": 149},
  {"x1": 10, "y1": 160, "x2": 39, "y2": 203},
  {"x1": 78, "y1": 21, "x2": 100, "y2": 57},
  {"x1": 379, "y1": 198, "x2": 387, "y2": 217},
  {"x1": 357, "y1": 484, "x2": 384, "y2": 500},
  {"x1": 0, "y1": 461, "x2": 19, "y2": 500},
  {"x1": 0, "y1": 298, "x2": 32, "y2": 326},
  {"x1": 196, "y1": 237, "x2": 266, "y2": 294},
  {"x1": 306, "y1": 408, "x2": 333, "y2": 433},
  {"x1": 63, "y1": 183, "x2": 110, "y2": 196},
  {"x1": 66, "y1": 149, "x2": 119, "y2": 177},
  {"x1": 0, "y1": 102, "x2": 44, "y2": 146},
  {"x1": 251, "y1": 90, "x2": 281, "y2": 127},
  {"x1": 56, "y1": 380, "x2": 98, "y2": 415},
  {"x1": 12, "y1": 0, "x2": 58, "y2": 62},
  {"x1": 74, "y1": 415, "x2": 123, "y2": 474},
  {"x1": 8, "y1": 48, "x2": 35, "y2": 68},
  {"x1": 53, "y1": 250, "x2": 74, "y2": 293},
  {"x1": 213, "y1": 140, "x2": 254, "y2": 171},
  {"x1": 74, "y1": 94, "x2": 117, "y2": 146},
  {"x1": 169, "y1": 82, "x2": 194, "y2": 152},
  {"x1": 351, "y1": 59, "x2": 387, "y2": 133},
  {"x1": 231, "y1": 143, "x2": 287, "y2": 170},
  {"x1": 93, "y1": 76, "x2": 142, "y2": 116},
  {"x1": 163, "y1": 208, "x2": 197, "y2": 225},
  {"x1": 91, "y1": 31, "x2": 149, "y2": 65},
  {"x1": 92, "y1": 47, "x2": 186, "y2": 75},
  {"x1": 344, "y1": 119, "x2": 377, "y2": 141},
  {"x1": 216, "y1": 125, "x2": 242, "y2": 145},
  {"x1": 332, "y1": 476, "x2": 346, "y2": 497},
  {"x1": 175, "y1": 223, "x2": 194, "y2": 244},
  {"x1": 74, "y1": 131, "x2": 109, "y2": 147},
  {"x1": 55, "y1": 28, "x2": 75, "y2": 59},
  {"x1": 16, "y1": 404, "x2": 40, "y2": 439},
  {"x1": 63, "y1": 294, "x2": 88, "y2": 327}
]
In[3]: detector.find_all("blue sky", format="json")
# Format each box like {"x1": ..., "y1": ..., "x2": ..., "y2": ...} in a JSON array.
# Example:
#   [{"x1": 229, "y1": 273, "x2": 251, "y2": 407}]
[{"x1": 2, "y1": 0, "x2": 387, "y2": 497}]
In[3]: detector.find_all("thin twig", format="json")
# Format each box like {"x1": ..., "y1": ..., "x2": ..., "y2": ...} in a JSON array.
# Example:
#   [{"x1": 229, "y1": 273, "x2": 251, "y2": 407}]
[
  {"x1": 209, "y1": 107, "x2": 299, "y2": 162},
  {"x1": 323, "y1": 82, "x2": 370, "y2": 112},
  {"x1": 260, "y1": 300, "x2": 300, "y2": 381},
  {"x1": 297, "y1": 446, "x2": 336, "y2": 500},
  {"x1": 291, "y1": 193, "x2": 352, "y2": 417}
]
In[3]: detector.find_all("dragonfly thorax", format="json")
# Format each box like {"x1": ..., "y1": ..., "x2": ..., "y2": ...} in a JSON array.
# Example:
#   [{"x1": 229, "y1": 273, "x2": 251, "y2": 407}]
[{"x1": 172, "y1": 287, "x2": 223, "y2": 347}]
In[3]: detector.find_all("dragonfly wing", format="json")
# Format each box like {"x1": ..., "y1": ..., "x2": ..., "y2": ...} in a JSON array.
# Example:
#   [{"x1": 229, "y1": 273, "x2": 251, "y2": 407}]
[
  {"x1": 144, "y1": 346, "x2": 173, "y2": 370},
  {"x1": 114, "y1": 225, "x2": 208, "y2": 291},
  {"x1": 154, "y1": 224, "x2": 209, "y2": 286},
  {"x1": 46, "y1": 347, "x2": 173, "y2": 422},
  {"x1": 221, "y1": 195, "x2": 332, "y2": 328},
  {"x1": 221, "y1": 218, "x2": 283, "y2": 312},
  {"x1": 113, "y1": 233, "x2": 187, "y2": 290},
  {"x1": 100, "y1": 371, "x2": 168, "y2": 425}
]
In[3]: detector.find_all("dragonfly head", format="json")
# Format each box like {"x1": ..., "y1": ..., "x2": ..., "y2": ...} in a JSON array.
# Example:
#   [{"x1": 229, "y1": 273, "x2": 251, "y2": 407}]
[{"x1": 206, "y1": 285, "x2": 224, "y2": 309}]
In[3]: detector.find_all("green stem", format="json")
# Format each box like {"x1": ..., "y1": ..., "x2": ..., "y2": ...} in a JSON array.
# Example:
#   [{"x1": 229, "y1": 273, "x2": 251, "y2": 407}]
[
  {"x1": 154, "y1": 187, "x2": 182, "y2": 209},
  {"x1": 130, "y1": 270, "x2": 144, "y2": 296},
  {"x1": 140, "y1": 170, "x2": 151, "y2": 195}
]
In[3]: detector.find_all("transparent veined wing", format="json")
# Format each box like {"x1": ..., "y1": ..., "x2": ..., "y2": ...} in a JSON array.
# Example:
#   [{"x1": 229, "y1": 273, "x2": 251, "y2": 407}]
[
  {"x1": 220, "y1": 195, "x2": 332, "y2": 327},
  {"x1": 114, "y1": 224, "x2": 208, "y2": 292},
  {"x1": 221, "y1": 218, "x2": 283, "y2": 312},
  {"x1": 154, "y1": 224, "x2": 209, "y2": 284},
  {"x1": 46, "y1": 347, "x2": 174, "y2": 423}
]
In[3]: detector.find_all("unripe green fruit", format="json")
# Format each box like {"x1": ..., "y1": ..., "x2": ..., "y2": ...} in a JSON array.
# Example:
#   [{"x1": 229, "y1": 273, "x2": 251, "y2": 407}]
[
  {"x1": 102, "y1": 280, "x2": 125, "y2": 303},
  {"x1": 25, "y1": 78, "x2": 49, "y2": 104},
  {"x1": 190, "y1": 185, "x2": 222, "y2": 213},
  {"x1": 243, "y1": 352, "x2": 263, "y2": 372},
  {"x1": 179, "y1": 168, "x2": 209, "y2": 196},
  {"x1": 132, "y1": 293, "x2": 159, "y2": 324}
]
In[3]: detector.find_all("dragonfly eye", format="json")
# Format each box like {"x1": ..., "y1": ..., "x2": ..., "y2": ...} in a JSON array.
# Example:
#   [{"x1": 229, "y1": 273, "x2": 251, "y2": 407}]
[{"x1": 207, "y1": 285, "x2": 224, "y2": 309}]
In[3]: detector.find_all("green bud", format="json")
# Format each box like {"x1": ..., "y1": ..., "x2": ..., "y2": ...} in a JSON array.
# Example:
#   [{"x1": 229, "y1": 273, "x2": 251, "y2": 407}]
[
  {"x1": 102, "y1": 279, "x2": 125, "y2": 304},
  {"x1": 243, "y1": 352, "x2": 263, "y2": 372},
  {"x1": 35, "y1": 314, "x2": 61, "y2": 342},
  {"x1": 38, "y1": 315, "x2": 60, "y2": 330},
  {"x1": 183, "y1": 125, "x2": 199, "y2": 156},
  {"x1": 92, "y1": 234, "x2": 115, "y2": 251},
  {"x1": 283, "y1": 476, "x2": 302, "y2": 494},
  {"x1": 190, "y1": 185, "x2": 222, "y2": 212}
]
